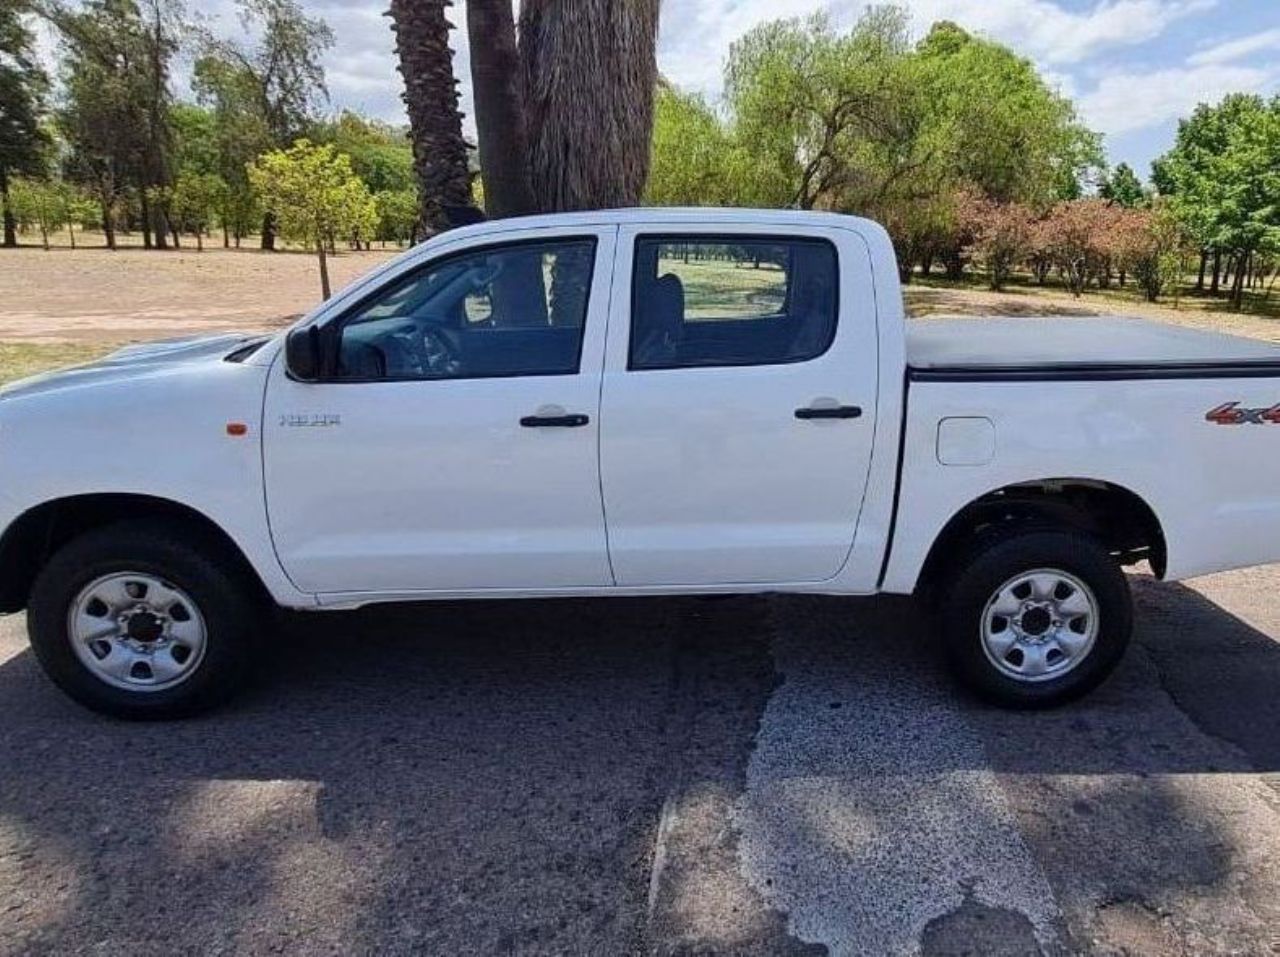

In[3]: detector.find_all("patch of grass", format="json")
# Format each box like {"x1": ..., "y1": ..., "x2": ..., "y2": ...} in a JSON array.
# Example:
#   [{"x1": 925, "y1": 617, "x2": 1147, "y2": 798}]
[
  {"x1": 658, "y1": 257, "x2": 787, "y2": 319},
  {"x1": 0, "y1": 342, "x2": 115, "y2": 386}
]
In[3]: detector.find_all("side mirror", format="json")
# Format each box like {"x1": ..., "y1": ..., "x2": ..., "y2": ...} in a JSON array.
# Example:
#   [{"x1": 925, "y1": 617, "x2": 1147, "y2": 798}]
[{"x1": 285, "y1": 326, "x2": 323, "y2": 381}]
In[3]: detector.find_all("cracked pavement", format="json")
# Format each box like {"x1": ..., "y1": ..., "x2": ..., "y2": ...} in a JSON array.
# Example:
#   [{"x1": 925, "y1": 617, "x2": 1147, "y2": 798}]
[{"x1": 2, "y1": 568, "x2": 1280, "y2": 955}]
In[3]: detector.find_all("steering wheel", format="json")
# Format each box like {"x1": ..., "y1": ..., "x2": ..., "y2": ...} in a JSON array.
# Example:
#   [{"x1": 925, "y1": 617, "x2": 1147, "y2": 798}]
[{"x1": 418, "y1": 328, "x2": 463, "y2": 377}]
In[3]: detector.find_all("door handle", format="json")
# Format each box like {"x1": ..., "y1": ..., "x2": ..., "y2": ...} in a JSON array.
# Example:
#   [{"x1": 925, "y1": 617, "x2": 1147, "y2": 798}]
[
  {"x1": 795, "y1": 405, "x2": 863, "y2": 420},
  {"x1": 520, "y1": 413, "x2": 590, "y2": 428}
]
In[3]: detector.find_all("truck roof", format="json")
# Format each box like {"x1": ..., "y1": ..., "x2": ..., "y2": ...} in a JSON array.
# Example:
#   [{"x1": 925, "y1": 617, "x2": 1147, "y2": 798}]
[
  {"x1": 907, "y1": 316, "x2": 1280, "y2": 381},
  {"x1": 435, "y1": 207, "x2": 880, "y2": 239}
]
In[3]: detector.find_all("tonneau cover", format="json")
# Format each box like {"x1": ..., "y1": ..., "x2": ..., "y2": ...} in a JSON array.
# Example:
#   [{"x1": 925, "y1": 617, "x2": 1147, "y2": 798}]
[{"x1": 907, "y1": 316, "x2": 1280, "y2": 378}]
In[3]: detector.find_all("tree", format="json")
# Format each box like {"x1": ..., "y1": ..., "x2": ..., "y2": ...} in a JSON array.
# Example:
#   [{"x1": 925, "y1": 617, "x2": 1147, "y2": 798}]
[
  {"x1": 0, "y1": 0, "x2": 51, "y2": 247},
  {"x1": 313, "y1": 112, "x2": 415, "y2": 195},
  {"x1": 7, "y1": 175, "x2": 68, "y2": 249},
  {"x1": 196, "y1": 0, "x2": 333, "y2": 249},
  {"x1": 46, "y1": 0, "x2": 186, "y2": 250},
  {"x1": 1111, "y1": 203, "x2": 1185, "y2": 303},
  {"x1": 171, "y1": 168, "x2": 224, "y2": 250},
  {"x1": 1099, "y1": 162, "x2": 1145, "y2": 207},
  {"x1": 191, "y1": 56, "x2": 268, "y2": 247},
  {"x1": 388, "y1": 0, "x2": 474, "y2": 235},
  {"x1": 374, "y1": 188, "x2": 417, "y2": 247},
  {"x1": 915, "y1": 22, "x2": 1101, "y2": 206},
  {"x1": 724, "y1": 9, "x2": 915, "y2": 211},
  {"x1": 45, "y1": 0, "x2": 187, "y2": 250},
  {"x1": 248, "y1": 140, "x2": 376, "y2": 300},
  {"x1": 466, "y1": 0, "x2": 534, "y2": 218},
  {"x1": 645, "y1": 86, "x2": 736, "y2": 206},
  {"x1": 518, "y1": 0, "x2": 661, "y2": 211},
  {"x1": 964, "y1": 197, "x2": 1033, "y2": 291},
  {"x1": 64, "y1": 184, "x2": 99, "y2": 248},
  {"x1": 1154, "y1": 94, "x2": 1280, "y2": 309},
  {"x1": 1041, "y1": 199, "x2": 1117, "y2": 297}
]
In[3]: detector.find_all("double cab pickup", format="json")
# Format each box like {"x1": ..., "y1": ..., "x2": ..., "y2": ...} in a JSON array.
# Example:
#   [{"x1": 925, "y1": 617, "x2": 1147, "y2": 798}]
[{"x1": 6, "y1": 208, "x2": 1280, "y2": 717}]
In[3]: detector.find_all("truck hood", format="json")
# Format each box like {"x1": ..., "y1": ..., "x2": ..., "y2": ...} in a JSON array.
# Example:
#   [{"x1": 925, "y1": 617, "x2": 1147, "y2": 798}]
[{"x1": 0, "y1": 334, "x2": 266, "y2": 402}]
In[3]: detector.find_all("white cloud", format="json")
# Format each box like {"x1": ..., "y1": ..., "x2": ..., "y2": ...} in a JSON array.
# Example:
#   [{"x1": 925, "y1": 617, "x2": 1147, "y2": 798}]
[
  {"x1": 901, "y1": 0, "x2": 1217, "y2": 65},
  {"x1": 1078, "y1": 63, "x2": 1277, "y2": 135},
  {"x1": 1188, "y1": 27, "x2": 1280, "y2": 66}
]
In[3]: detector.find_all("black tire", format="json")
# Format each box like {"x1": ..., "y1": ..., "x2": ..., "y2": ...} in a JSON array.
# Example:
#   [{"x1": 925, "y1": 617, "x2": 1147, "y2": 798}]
[
  {"x1": 938, "y1": 528, "x2": 1132, "y2": 708},
  {"x1": 27, "y1": 520, "x2": 262, "y2": 719}
]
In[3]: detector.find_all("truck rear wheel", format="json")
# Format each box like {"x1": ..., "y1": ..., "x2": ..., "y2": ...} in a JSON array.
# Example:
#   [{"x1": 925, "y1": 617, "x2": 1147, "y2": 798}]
[
  {"x1": 938, "y1": 529, "x2": 1131, "y2": 708},
  {"x1": 27, "y1": 521, "x2": 259, "y2": 720}
]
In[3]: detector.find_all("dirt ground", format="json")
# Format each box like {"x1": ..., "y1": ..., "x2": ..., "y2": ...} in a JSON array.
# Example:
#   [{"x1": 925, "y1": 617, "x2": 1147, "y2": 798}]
[
  {"x1": 907, "y1": 282, "x2": 1280, "y2": 343},
  {"x1": 0, "y1": 245, "x2": 397, "y2": 344}
]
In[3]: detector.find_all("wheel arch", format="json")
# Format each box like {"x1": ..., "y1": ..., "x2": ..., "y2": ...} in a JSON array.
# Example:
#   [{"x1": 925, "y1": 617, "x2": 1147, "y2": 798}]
[
  {"x1": 914, "y1": 477, "x2": 1167, "y2": 599},
  {"x1": 0, "y1": 493, "x2": 272, "y2": 613}
]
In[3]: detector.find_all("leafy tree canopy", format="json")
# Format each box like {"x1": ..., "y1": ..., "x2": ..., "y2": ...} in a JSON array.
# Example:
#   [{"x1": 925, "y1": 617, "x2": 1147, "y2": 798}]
[{"x1": 1099, "y1": 162, "x2": 1145, "y2": 207}]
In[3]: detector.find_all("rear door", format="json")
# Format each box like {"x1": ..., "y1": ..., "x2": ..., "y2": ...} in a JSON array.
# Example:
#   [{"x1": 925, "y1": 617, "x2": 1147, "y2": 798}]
[{"x1": 599, "y1": 224, "x2": 879, "y2": 586}]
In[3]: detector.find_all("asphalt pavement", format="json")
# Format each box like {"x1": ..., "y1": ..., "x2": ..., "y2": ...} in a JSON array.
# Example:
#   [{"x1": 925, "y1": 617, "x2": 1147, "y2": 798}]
[{"x1": 2, "y1": 569, "x2": 1280, "y2": 956}]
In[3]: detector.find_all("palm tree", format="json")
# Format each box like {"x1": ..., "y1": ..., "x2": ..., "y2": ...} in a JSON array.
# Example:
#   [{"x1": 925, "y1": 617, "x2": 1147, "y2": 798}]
[
  {"x1": 517, "y1": 0, "x2": 661, "y2": 211},
  {"x1": 387, "y1": 0, "x2": 474, "y2": 235}
]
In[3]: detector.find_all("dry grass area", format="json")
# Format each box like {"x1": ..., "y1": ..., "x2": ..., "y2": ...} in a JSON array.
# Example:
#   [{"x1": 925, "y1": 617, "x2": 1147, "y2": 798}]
[
  {"x1": 0, "y1": 244, "x2": 396, "y2": 344},
  {"x1": 906, "y1": 279, "x2": 1280, "y2": 343},
  {"x1": 3, "y1": 242, "x2": 1280, "y2": 384}
]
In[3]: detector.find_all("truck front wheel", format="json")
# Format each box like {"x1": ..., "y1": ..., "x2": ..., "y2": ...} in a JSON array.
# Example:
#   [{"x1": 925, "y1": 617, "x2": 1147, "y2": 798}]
[
  {"x1": 27, "y1": 521, "x2": 259, "y2": 719},
  {"x1": 938, "y1": 529, "x2": 1132, "y2": 708}
]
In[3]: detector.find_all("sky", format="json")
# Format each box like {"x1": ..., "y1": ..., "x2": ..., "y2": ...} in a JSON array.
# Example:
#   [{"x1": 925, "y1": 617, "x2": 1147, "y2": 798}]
[{"x1": 192, "y1": 0, "x2": 1280, "y2": 182}]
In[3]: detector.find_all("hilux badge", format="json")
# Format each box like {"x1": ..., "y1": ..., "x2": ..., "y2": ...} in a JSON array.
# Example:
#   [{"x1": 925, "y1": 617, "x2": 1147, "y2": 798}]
[{"x1": 279, "y1": 413, "x2": 342, "y2": 428}]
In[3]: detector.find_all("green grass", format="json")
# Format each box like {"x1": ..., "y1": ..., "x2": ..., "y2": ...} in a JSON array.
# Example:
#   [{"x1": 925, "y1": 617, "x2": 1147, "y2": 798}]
[
  {"x1": 658, "y1": 257, "x2": 787, "y2": 319},
  {"x1": 0, "y1": 342, "x2": 114, "y2": 386}
]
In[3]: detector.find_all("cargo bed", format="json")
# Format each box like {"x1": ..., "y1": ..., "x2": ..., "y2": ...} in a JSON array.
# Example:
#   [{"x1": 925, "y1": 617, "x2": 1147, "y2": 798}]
[{"x1": 907, "y1": 316, "x2": 1280, "y2": 381}]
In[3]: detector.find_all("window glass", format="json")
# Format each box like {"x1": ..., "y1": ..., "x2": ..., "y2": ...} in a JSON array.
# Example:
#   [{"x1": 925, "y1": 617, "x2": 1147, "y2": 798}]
[
  {"x1": 335, "y1": 238, "x2": 596, "y2": 380},
  {"x1": 629, "y1": 237, "x2": 837, "y2": 370}
]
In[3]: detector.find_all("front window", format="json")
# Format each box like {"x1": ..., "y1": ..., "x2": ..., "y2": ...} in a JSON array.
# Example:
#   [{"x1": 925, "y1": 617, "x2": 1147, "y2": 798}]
[{"x1": 334, "y1": 238, "x2": 597, "y2": 380}]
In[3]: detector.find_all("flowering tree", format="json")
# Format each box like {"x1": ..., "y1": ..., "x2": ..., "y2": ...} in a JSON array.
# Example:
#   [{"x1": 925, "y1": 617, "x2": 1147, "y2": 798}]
[
  {"x1": 1041, "y1": 199, "x2": 1117, "y2": 297},
  {"x1": 964, "y1": 197, "x2": 1033, "y2": 291}
]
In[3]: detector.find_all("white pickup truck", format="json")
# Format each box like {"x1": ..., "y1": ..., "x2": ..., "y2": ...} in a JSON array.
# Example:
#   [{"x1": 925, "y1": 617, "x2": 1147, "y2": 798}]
[{"x1": 6, "y1": 208, "x2": 1280, "y2": 718}]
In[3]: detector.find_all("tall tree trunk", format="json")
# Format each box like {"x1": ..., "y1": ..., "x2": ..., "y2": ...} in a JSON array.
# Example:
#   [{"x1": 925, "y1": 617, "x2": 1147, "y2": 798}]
[
  {"x1": 389, "y1": 0, "x2": 476, "y2": 235},
  {"x1": 317, "y1": 240, "x2": 331, "y2": 301},
  {"x1": 1232, "y1": 252, "x2": 1247, "y2": 310},
  {"x1": 261, "y1": 211, "x2": 277, "y2": 251},
  {"x1": 466, "y1": 0, "x2": 536, "y2": 218},
  {"x1": 139, "y1": 187, "x2": 154, "y2": 250},
  {"x1": 101, "y1": 201, "x2": 116, "y2": 250},
  {"x1": 519, "y1": 0, "x2": 661, "y2": 211},
  {"x1": 1196, "y1": 249, "x2": 1208, "y2": 291},
  {"x1": 1210, "y1": 248, "x2": 1222, "y2": 295},
  {"x1": 1, "y1": 173, "x2": 15, "y2": 248},
  {"x1": 153, "y1": 206, "x2": 170, "y2": 250}
]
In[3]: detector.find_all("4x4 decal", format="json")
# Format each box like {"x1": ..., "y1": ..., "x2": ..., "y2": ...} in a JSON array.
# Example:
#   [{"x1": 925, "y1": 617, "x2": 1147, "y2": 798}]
[{"x1": 1205, "y1": 402, "x2": 1280, "y2": 425}]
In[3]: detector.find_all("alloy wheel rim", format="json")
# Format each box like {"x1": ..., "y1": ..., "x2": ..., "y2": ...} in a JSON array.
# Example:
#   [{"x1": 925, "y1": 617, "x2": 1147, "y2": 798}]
[
  {"x1": 67, "y1": 572, "x2": 208, "y2": 692},
  {"x1": 979, "y1": 568, "x2": 1099, "y2": 684}
]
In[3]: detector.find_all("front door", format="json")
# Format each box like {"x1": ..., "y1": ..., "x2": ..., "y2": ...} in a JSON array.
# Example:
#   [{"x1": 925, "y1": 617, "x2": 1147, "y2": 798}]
[
  {"x1": 599, "y1": 226, "x2": 879, "y2": 586},
  {"x1": 264, "y1": 227, "x2": 616, "y2": 596}
]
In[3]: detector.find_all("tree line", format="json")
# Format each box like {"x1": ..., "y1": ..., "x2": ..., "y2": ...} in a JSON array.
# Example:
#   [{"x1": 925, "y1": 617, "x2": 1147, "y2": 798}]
[{"x1": 0, "y1": 0, "x2": 415, "y2": 267}]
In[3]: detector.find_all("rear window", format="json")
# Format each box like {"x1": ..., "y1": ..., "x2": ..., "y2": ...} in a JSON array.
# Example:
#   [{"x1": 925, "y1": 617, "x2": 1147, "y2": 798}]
[{"x1": 629, "y1": 236, "x2": 838, "y2": 370}]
